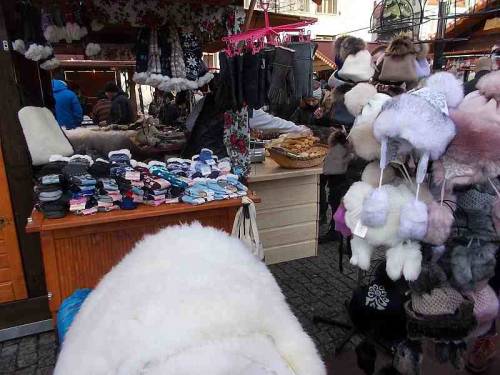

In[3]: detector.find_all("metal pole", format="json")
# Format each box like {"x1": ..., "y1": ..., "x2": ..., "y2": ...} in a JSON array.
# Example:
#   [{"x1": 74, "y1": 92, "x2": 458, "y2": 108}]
[
  {"x1": 244, "y1": 0, "x2": 258, "y2": 32},
  {"x1": 433, "y1": 0, "x2": 448, "y2": 71}
]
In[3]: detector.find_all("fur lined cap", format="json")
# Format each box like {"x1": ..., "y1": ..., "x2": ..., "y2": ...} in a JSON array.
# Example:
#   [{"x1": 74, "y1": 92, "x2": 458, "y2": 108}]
[
  {"x1": 344, "y1": 83, "x2": 378, "y2": 116},
  {"x1": 385, "y1": 35, "x2": 416, "y2": 57},
  {"x1": 340, "y1": 37, "x2": 366, "y2": 61},
  {"x1": 425, "y1": 71, "x2": 464, "y2": 108}
]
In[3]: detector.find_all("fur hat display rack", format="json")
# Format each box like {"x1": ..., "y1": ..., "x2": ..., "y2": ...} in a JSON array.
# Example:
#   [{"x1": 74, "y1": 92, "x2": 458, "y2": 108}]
[{"x1": 337, "y1": 34, "x2": 500, "y2": 371}]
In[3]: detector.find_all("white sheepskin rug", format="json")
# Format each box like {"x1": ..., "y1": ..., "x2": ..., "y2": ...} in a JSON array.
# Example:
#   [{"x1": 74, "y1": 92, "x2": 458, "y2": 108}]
[{"x1": 54, "y1": 223, "x2": 325, "y2": 375}]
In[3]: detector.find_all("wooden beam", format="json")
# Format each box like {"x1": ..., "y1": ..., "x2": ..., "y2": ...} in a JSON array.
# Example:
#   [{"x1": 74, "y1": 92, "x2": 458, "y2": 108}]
[{"x1": 244, "y1": 0, "x2": 258, "y2": 32}]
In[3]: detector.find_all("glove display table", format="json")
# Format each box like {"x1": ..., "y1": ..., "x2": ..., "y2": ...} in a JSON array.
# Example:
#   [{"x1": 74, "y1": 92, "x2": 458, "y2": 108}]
[
  {"x1": 26, "y1": 198, "x2": 249, "y2": 320},
  {"x1": 248, "y1": 159, "x2": 322, "y2": 264}
]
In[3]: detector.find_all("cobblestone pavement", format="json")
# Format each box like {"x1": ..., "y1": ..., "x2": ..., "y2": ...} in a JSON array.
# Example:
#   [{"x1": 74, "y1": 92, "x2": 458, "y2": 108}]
[{"x1": 0, "y1": 240, "x2": 359, "y2": 373}]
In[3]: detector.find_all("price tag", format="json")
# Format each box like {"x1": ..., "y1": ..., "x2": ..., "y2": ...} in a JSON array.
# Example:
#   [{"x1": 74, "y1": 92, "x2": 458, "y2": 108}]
[{"x1": 353, "y1": 220, "x2": 368, "y2": 238}]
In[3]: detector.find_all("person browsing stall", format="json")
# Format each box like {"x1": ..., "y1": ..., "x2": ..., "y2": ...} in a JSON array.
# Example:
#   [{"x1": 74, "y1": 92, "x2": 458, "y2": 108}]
[
  {"x1": 105, "y1": 82, "x2": 134, "y2": 125},
  {"x1": 51, "y1": 74, "x2": 83, "y2": 129}
]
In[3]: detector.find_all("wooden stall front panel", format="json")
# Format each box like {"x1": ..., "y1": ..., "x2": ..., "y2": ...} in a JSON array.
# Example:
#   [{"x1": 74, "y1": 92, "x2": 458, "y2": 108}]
[
  {"x1": 0, "y1": 146, "x2": 28, "y2": 302},
  {"x1": 27, "y1": 200, "x2": 241, "y2": 318}
]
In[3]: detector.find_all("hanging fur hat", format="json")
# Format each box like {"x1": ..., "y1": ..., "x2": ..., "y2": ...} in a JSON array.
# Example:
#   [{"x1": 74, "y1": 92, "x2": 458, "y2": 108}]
[
  {"x1": 344, "y1": 83, "x2": 378, "y2": 117},
  {"x1": 414, "y1": 42, "x2": 430, "y2": 60},
  {"x1": 409, "y1": 260, "x2": 448, "y2": 295},
  {"x1": 438, "y1": 71, "x2": 500, "y2": 188},
  {"x1": 385, "y1": 35, "x2": 416, "y2": 57},
  {"x1": 386, "y1": 241, "x2": 422, "y2": 282},
  {"x1": 339, "y1": 36, "x2": 366, "y2": 62},
  {"x1": 399, "y1": 200, "x2": 428, "y2": 241},
  {"x1": 477, "y1": 70, "x2": 500, "y2": 102},
  {"x1": 466, "y1": 284, "x2": 500, "y2": 338},
  {"x1": 338, "y1": 50, "x2": 375, "y2": 83},
  {"x1": 423, "y1": 202, "x2": 454, "y2": 246},
  {"x1": 374, "y1": 72, "x2": 461, "y2": 187},
  {"x1": 348, "y1": 93, "x2": 390, "y2": 161},
  {"x1": 334, "y1": 35, "x2": 349, "y2": 68}
]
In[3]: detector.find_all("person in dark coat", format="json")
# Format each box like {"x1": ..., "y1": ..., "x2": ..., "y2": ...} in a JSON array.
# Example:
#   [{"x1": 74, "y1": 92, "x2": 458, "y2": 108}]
[
  {"x1": 105, "y1": 82, "x2": 134, "y2": 125},
  {"x1": 464, "y1": 57, "x2": 492, "y2": 96}
]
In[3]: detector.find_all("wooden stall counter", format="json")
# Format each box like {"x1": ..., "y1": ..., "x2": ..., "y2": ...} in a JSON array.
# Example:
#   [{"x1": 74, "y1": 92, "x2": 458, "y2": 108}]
[
  {"x1": 248, "y1": 159, "x2": 322, "y2": 265},
  {"x1": 26, "y1": 198, "x2": 250, "y2": 319}
]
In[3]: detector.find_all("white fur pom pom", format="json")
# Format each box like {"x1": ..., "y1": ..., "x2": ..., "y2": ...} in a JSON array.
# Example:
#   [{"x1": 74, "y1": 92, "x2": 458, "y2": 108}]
[
  {"x1": 85, "y1": 43, "x2": 101, "y2": 57},
  {"x1": 24, "y1": 44, "x2": 45, "y2": 61},
  {"x1": 12, "y1": 39, "x2": 26, "y2": 54},
  {"x1": 398, "y1": 200, "x2": 428, "y2": 240},
  {"x1": 40, "y1": 57, "x2": 60, "y2": 70},
  {"x1": 425, "y1": 71, "x2": 464, "y2": 108},
  {"x1": 350, "y1": 236, "x2": 374, "y2": 271},
  {"x1": 361, "y1": 187, "x2": 389, "y2": 227},
  {"x1": 386, "y1": 241, "x2": 422, "y2": 281}
]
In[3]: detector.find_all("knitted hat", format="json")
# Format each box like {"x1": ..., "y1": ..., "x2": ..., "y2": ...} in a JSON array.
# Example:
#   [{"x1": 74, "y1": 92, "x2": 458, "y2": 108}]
[
  {"x1": 338, "y1": 50, "x2": 375, "y2": 83},
  {"x1": 466, "y1": 284, "x2": 499, "y2": 338},
  {"x1": 411, "y1": 287, "x2": 464, "y2": 316}
]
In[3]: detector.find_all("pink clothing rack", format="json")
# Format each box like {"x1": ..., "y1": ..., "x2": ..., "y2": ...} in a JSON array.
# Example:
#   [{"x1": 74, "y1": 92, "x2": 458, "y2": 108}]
[{"x1": 222, "y1": 8, "x2": 316, "y2": 55}]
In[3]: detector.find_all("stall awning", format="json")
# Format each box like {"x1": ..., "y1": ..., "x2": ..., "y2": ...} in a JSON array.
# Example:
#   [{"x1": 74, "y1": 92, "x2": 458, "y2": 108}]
[{"x1": 313, "y1": 41, "x2": 336, "y2": 72}]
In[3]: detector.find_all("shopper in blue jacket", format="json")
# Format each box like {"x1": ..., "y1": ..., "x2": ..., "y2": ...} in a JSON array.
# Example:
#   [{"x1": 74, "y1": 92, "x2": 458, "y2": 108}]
[{"x1": 51, "y1": 78, "x2": 83, "y2": 129}]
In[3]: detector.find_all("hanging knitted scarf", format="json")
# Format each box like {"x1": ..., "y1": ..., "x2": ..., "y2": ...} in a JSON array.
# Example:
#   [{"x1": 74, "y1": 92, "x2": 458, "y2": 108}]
[
  {"x1": 170, "y1": 27, "x2": 187, "y2": 80},
  {"x1": 145, "y1": 28, "x2": 165, "y2": 87},
  {"x1": 158, "y1": 26, "x2": 172, "y2": 78},
  {"x1": 133, "y1": 28, "x2": 150, "y2": 84},
  {"x1": 223, "y1": 108, "x2": 250, "y2": 178}
]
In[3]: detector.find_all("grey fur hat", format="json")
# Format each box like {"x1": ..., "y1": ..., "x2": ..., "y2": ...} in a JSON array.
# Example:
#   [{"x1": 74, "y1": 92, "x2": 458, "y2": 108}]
[{"x1": 340, "y1": 36, "x2": 367, "y2": 61}]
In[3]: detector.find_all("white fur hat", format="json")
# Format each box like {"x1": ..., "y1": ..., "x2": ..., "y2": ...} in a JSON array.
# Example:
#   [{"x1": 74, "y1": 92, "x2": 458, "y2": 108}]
[{"x1": 338, "y1": 50, "x2": 375, "y2": 83}]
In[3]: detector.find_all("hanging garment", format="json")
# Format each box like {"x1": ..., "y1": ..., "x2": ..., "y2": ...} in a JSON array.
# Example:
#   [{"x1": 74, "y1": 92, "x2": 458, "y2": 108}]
[
  {"x1": 223, "y1": 108, "x2": 250, "y2": 178},
  {"x1": 179, "y1": 30, "x2": 208, "y2": 82},
  {"x1": 287, "y1": 42, "x2": 316, "y2": 101},
  {"x1": 170, "y1": 27, "x2": 187, "y2": 81},
  {"x1": 157, "y1": 26, "x2": 172, "y2": 78},
  {"x1": 216, "y1": 52, "x2": 238, "y2": 111},
  {"x1": 242, "y1": 51, "x2": 260, "y2": 109},
  {"x1": 133, "y1": 28, "x2": 150, "y2": 83},
  {"x1": 268, "y1": 47, "x2": 295, "y2": 116}
]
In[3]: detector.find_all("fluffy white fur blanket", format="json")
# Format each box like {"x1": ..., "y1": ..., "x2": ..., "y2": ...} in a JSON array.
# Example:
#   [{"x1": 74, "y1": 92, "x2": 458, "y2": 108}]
[{"x1": 54, "y1": 223, "x2": 325, "y2": 375}]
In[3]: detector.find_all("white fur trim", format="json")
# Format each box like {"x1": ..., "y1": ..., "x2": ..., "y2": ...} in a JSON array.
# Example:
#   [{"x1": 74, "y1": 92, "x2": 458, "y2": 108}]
[
  {"x1": 95, "y1": 158, "x2": 109, "y2": 164},
  {"x1": 350, "y1": 236, "x2": 374, "y2": 270},
  {"x1": 349, "y1": 121, "x2": 380, "y2": 161},
  {"x1": 386, "y1": 241, "x2": 422, "y2": 281},
  {"x1": 398, "y1": 200, "x2": 428, "y2": 240},
  {"x1": 133, "y1": 72, "x2": 149, "y2": 85},
  {"x1": 344, "y1": 83, "x2": 377, "y2": 116},
  {"x1": 54, "y1": 223, "x2": 326, "y2": 375},
  {"x1": 40, "y1": 57, "x2": 60, "y2": 71},
  {"x1": 145, "y1": 74, "x2": 168, "y2": 88},
  {"x1": 85, "y1": 43, "x2": 101, "y2": 57},
  {"x1": 135, "y1": 161, "x2": 149, "y2": 169},
  {"x1": 425, "y1": 71, "x2": 464, "y2": 108},
  {"x1": 70, "y1": 154, "x2": 94, "y2": 165},
  {"x1": 12, "y1": 39, "x2": 26, "y2": 54},
  {"x1": 361, "y1": 187, "x2": 389, "y2": 227},
  {"x1": 108, "y1": 149, "x2": 132, "y2": 159}
]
